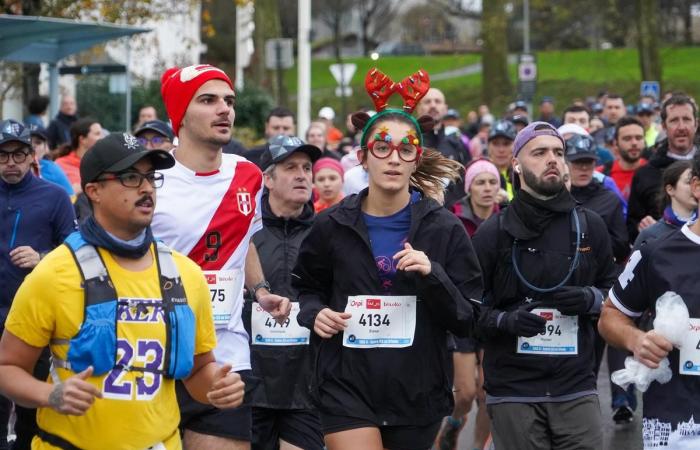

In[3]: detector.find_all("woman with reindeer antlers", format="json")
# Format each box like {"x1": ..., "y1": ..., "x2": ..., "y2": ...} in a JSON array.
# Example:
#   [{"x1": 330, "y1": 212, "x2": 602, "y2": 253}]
[{"x1": 291, "y1": 68, "x2": 483, "y2": 450}]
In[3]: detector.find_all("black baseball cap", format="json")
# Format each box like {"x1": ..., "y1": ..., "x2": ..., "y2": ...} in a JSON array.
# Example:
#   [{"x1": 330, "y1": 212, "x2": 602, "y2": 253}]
[
  {"x1": 80, "y1": 133, "x2": 175, "y2": 189},
  {"x1": 28, "y1": 124, "x2": 48, "y2": 141},
  {"x1": 134, "y1": 120, "x2": 175, "y2": 141},
  {"x1": 0, "y1": 120, "x2": 31, "y2": 148},
  {"x1": 488, "y1": 120, "x2": 517, "y2": 142},
  {"x1": 510, "y1": 114, "x2": 530, "y2": 127},
  {"x1": 636, "y1": 103, "x2": 655, "y2": 115},
  {"x1": 259, "y1": 134, "x2": 322, "y2": 171},
  {"x1": 513, "y1": 100, "x2": 528, "y2": 111},
  {"x1": 443, "y1": 108, "x2": 460, "y2": 120},
  {"x1": 565, "y1": 134, "x2": 597, "y2": 162}
]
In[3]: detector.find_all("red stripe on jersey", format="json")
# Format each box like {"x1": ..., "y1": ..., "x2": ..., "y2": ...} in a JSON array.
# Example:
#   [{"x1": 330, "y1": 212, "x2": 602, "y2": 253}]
[
  {"x1": 196, "y1": 169, "x2": 220, "y2": 176},
  {"x1": 187, "y1": 161, "x2": 261, "y2": 270}
]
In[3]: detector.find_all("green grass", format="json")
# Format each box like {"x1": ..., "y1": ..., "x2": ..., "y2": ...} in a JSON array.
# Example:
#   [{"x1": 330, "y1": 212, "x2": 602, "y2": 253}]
[
  {"x1": 283, "y1": 54, "x2": 481, "y2": 92},
  {"x1": 279, "y1": 46, "x2": 700, "y2": 122}
]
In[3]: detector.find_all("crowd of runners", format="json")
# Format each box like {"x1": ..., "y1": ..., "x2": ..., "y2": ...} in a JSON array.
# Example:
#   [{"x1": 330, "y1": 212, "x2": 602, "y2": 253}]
[{"x1": 0, "y1": 62, "x2": 698, "y2": 450}]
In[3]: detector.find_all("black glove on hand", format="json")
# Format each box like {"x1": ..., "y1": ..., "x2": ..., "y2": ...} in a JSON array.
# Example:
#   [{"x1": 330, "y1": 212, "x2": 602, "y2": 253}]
[
  {"x1": 497, "y1": 308, "x2": 547, "y2": 337},
  {"x1": 551, "y1": 286, "x2": 595, "y2": 316}
]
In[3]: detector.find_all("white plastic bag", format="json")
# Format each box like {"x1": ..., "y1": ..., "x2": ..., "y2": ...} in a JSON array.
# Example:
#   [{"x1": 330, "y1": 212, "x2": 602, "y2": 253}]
[{"x1": 611, "y1": 291, "x2": 690, "y2": 392}]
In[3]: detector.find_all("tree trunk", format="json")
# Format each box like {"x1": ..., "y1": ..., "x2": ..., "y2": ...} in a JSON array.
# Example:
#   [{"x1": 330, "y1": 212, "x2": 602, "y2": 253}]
[
  {"x1": 251, "y1": 0, "x2": 286, "y2": 104},
  {"x1": 682, "y1": 0, "x2": 693, "y2": 45},
  {"x1": 636, "y1": 0, "x2": 662, "y2": 84},
  {"x1": 481, "y1": 0, "x2": 512, "y2": 105}
]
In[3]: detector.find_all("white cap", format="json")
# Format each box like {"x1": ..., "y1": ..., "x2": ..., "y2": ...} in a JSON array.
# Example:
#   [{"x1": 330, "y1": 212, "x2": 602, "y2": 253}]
[
  {"x1": 557, "y1": 123, "x2": 590, "y2": 137},
  {"x1": 318, "y1": 106, "x2": 335, "y2": 121}
]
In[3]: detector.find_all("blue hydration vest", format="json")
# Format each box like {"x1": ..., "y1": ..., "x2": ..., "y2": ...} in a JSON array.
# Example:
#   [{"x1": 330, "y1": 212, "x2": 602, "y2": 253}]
[{"x1": 50, "y1": 232, "x2": 195, "y2": 380}]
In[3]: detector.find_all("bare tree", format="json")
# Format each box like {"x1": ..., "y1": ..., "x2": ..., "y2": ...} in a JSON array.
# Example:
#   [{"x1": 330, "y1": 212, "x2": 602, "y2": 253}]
[{"x1": 357, "y1": 0, "x2": 398, "y2": 55}]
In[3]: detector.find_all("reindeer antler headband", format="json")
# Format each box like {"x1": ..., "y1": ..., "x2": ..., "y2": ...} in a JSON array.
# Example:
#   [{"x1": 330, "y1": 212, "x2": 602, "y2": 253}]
[{"x1": 360, "y1": 68, "x2": 431, "y2": 149}]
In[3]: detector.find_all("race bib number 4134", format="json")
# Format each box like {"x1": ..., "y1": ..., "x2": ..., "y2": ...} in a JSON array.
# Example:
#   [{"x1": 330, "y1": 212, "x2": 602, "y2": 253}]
[{"x1": 343, "y1": 295, "x2": 417, "y2": 349}]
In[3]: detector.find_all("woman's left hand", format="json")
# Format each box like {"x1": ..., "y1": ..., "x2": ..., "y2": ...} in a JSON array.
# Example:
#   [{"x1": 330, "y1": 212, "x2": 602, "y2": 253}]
[{"x1": 393, "y1": 242, "x2": 431, "y2": 276}]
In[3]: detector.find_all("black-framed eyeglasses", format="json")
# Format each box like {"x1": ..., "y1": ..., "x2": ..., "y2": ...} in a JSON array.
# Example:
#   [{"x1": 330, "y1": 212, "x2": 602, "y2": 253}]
[
  {"x1": 96, "y1": 171, "x2": 164, "y2": 188},
  {"x1": 137, "y1": 136, "x2": 169, "y2": 147},
  {"x1": 0, "y1": 150, "x2": 31, "y2": 164},
  {"x1": 367, "y1": 141, "x2": 422, "y2": 162}
]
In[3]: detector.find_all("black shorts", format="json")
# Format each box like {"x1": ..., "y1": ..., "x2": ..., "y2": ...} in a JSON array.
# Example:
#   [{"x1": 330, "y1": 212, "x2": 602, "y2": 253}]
[
  {"x1": 252, "y1": 407, "x2": 324, "y2": 450},
  {"x1": 176, "y1": 370, "x2": 253, "y2": 441},
  {"x1": 321, "y1": 415, "x2": 441, "y2": 450}
]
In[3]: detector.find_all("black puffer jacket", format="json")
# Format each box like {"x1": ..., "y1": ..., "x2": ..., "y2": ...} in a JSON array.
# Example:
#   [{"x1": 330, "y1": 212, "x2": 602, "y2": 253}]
[
  {"x1": 292, "y1": 188, "x2": 483, "y2": 425},
  {"x1": 627, "y1": 140, "x2": 693, "y2": 240},
  {"x1": 242, "y1": 194, "x2": 315, "y2": 409},
  {"x1": 571, "y1": 180, "x2": 629, "y2": 263}
]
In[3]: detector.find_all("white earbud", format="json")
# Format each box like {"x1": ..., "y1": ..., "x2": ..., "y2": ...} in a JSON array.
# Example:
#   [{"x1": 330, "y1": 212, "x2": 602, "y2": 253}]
[{"x1": 514, "y1": 165, "x2": 521, "y2": 174}]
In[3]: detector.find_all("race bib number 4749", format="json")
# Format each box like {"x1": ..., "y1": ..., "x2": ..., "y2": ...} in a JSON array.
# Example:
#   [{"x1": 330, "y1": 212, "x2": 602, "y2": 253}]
[{"x1": 343, "y1": 295, "x2": 417, "y2": 349}]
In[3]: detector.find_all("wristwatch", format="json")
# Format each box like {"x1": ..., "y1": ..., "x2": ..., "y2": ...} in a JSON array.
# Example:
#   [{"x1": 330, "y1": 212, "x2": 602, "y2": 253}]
[{"x1": 252, "y1": 280, "x2": 271, "y2": 299}]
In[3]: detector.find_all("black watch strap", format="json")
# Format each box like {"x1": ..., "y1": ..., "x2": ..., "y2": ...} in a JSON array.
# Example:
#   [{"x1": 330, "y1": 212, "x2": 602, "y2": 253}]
[{"x1": 252, "y1": 280, "x2": 271, "y2": 298}]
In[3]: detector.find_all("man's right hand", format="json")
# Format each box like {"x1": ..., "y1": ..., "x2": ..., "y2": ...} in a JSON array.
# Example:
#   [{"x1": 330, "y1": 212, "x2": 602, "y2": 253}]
[
  {"x1": 632, "y1": 330, "x2": 673, "y2": 369},
  {"x1": 48, "y1": 366, "x2": 102, "y2": 415},
  {"x1": 314, "y1": 308, "x2": 351, "y2": 338},
  {"x1": 497, "y1": 309, "x2": 547, "y2": 337}
]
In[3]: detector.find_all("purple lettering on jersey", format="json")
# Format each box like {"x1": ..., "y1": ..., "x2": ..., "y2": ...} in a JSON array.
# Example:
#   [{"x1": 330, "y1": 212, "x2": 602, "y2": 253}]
[{"x1": 103, "y1": 340, "x2": 133, "y2": 398}]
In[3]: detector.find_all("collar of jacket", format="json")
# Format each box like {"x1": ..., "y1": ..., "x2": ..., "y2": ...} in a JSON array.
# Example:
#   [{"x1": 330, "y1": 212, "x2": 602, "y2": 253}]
[
  {"x1": 261, "y1": 191, "x2": 315, "y2": 230},
  {"x1": 0, "y1": 171, "x2": 34, "y2": 192},
  {"x1": 570, "y1": 178, "x2": 604, "y2": 201},
  {"x1": 649, "y1": 140, "x2": 698, "y2": 168},
  {"x1": 329, "y1": 187, "x2": 441, "y2": 244}
]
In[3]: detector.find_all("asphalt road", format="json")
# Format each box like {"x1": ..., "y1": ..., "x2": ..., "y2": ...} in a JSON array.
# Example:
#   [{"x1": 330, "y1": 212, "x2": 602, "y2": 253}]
[{"x1": 457, "y1": 348, "x2": 643, "y2": 450}]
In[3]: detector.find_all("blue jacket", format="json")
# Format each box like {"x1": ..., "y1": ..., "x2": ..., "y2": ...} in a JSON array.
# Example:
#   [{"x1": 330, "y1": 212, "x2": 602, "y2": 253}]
[
  {"x1": 0, "y1": 173, "x2": 77, "y2": 326},
  {"x1": 39, "y1": 159, "x2": 74, "y2": 196}
]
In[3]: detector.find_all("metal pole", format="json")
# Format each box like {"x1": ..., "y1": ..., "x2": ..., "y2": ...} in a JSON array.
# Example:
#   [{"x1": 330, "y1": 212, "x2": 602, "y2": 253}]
[
  {"x1": 298, "y1": 0, "x2": 311, "y2": 137},
  {"x1": 235, "y1": 4, "x2": 245, "y2": 91},
  {"x1": 523, "y1": 0, "x2": 530, "y2": 54},
  {"x1": 48, "y1": 63, "x2": 59, "y2": 119},
  {"x1": 125, "y1": 38, "x2": 132, "y2": 131}
]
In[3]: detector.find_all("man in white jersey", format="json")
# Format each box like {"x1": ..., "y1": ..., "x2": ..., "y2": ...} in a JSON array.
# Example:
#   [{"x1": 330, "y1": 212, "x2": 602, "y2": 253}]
[{"x1": 152, "y1": 64, "x2": 291, "y2": 450}]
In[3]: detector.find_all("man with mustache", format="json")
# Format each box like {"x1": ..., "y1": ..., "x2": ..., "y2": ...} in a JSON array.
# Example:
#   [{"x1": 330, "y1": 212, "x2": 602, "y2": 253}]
[
  {"x1": 416, "y1": 88, "x2": 471, "y2": 207},
  {"x1": 153, "y1": 64, "x2": 291, "y2": 450},
  {"x1": 628, "y1": 93, "x2": 698, "y2": 241},
  {"x1": 472, "y1": 122, "x2": 617, "y2": 450},
  {"x1": 0, "y1": 133, "x2": 244, "y2": 449}
]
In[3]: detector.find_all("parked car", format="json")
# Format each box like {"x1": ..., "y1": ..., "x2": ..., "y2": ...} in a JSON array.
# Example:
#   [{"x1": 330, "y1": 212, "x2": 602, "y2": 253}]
[{"x1": 370, "y1": 42, "x2": 426, "y2": 59}]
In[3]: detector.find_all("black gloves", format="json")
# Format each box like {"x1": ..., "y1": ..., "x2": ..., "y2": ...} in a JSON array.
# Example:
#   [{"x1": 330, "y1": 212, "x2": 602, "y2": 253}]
[
  {"x1": 549, "y1": 286, "x2": 595, "y2": 316},
  {"x1": 497, "y1": 307, "x2": 547, "y2": 337}
]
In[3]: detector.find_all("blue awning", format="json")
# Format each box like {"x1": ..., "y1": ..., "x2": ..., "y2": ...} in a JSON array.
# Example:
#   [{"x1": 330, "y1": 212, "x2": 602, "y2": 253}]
[{"x1": 0, "y1": 14, "x2": 150, "y2": 64}]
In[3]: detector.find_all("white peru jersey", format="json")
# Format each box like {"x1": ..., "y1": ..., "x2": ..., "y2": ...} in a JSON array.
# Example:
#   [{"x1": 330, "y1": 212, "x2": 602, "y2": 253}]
[{"x1": 152, "y1": 152, "x2": 263, "y2": 371}]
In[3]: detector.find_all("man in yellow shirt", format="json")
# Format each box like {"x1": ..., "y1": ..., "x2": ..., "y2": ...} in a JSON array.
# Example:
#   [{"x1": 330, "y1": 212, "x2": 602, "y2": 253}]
[{"x1": 0, "y1": 133, "x2": 245, "y2": 449}]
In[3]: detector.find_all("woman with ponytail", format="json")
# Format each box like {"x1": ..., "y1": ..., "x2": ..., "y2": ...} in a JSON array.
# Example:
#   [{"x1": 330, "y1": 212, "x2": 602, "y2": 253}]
[{"x1": 292, "y1": 69, "x2": 483, "y2": 450}]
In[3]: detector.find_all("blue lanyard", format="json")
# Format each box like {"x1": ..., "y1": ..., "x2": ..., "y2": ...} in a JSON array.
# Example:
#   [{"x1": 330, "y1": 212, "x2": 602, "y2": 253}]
[
  {"x1": 9, "y1": 209, "x2": 21, "y2": 249},
  {"x1": 510, "y1": 209, "x2": 581, "y2": 293}
]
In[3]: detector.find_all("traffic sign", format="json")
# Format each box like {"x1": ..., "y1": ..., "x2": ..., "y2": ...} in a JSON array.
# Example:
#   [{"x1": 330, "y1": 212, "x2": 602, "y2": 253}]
[
  {"x1": 640, "y1": 81, "x2": 660, "y2": 100},
  {"x1": 518, "y1": 54, "x2": 537, "y2": 82},
  {"x1": 329, "y1": 63, "x2": 356, "y2": 88},
  {"x1": 335, "y1": 86, "x2": 353, "y2": 97},
  {"x1": 265, "y1": 38, "x2": 294, "y2": 70}
]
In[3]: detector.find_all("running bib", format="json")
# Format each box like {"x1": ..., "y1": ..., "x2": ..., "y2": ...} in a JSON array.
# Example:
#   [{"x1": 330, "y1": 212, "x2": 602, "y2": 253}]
[
  {"x1": 343, "y1": 295, "x2": 417, "y2": 349},
  {"x1": 680, "y1": 318, "x2": 700, "y2": 376},
  {"x1": 251, "y1": 302, "x2": 309, "y2": 346},
  {"x1": 204, "y1": 269, "x2": 244, "y2": 326},
  {"x1": 517, "y1": 308, "x2": 578, "y2": 355}
]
